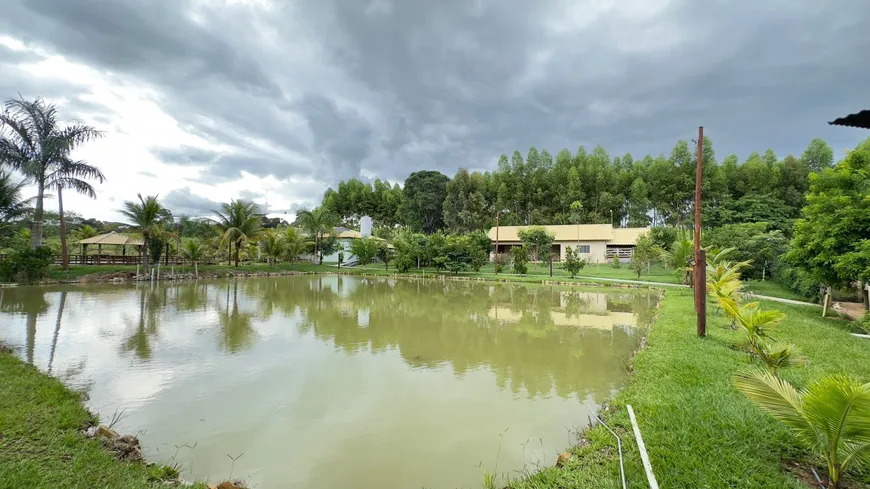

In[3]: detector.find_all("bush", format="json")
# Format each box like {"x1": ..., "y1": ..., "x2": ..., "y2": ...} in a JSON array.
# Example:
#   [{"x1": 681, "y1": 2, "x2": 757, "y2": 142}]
[
  {"x1": 494, "y1": 253, "x2": 511, "y2": 273},
  {"x1": 0, "y1": 246, "x2": 54, "y2": 283},
  {"x1": 772, "y1": 260, "x2": 819, "y2": 301},
  {"x1": 511, "y1": 247, "x2": 528, "y2": 275},
  {"x1": 612, "y1": 255, "x2": 620, "y2": 268},
  {"x1": 563, "y1": 247, "x2": 586, "y2": 278},
  {"x1": 859, "y1": 313, "x2": 870, "y2": 334}
]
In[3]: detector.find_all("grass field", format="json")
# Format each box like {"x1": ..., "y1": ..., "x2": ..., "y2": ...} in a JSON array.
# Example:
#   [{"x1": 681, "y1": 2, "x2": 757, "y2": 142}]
[
  {"x1": 0, "y1": 350, "x2": 208, "y2": 489},
  {"x1": 506, "y1": 290, "x2": 870, "y2": 489}
]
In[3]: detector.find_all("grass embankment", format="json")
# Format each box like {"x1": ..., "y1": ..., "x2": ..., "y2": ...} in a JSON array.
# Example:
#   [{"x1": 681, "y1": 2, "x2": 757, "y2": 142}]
[
  {"x1": 509, "y1": 290, "x2": 870, "y2": 489},
  {"x1": 744, "y1": 280, "x2": 812, "y2": 302},
  {"x1": 0, "y1": 351, "x2": 207, "y2": 489}
]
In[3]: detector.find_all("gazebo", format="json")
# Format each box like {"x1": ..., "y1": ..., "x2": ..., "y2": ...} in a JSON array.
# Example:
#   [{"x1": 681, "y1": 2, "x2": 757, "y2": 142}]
[{"x1": 77, "y1": 232, "x2": 144, "y2": 264}]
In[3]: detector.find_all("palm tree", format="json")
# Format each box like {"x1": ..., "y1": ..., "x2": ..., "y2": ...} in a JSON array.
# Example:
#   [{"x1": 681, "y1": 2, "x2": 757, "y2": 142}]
[
  {"x1": 0, "y1": 170, "x2": 32, "y2": 240},
  {"x1": 211, "y1": 199, "x2": 261, "y2": 267},
  {"x1": 180, "y1": 239, "x2": 206, "y2": 278},
  {"x1": 259, "y1": 229, "x2": 284, "y2": 264},
  {"x1": 662, "y1": 231, "x2": 694, "y2": 284},
  {"x1": 283, "y1": 227, "x2": 306, "y2": 262},
  {"x1": 119, "y1": 194, "x2": 170, "y2": 269},
  {"x1": 734, "y1": 368, "x2": 870, "y2": 488},
  {"x1": 46, "y1": 158, "x2": 105, "y2": 269},
  {"x1": 297, "y1": 206, "x2": 336, "y2": 262},
  {"x1": 73, "y1": 224, "x2": 98, "y2": 241},
  {"x1": 0, "y1": 97, "x2": 102, "y2": 248}
]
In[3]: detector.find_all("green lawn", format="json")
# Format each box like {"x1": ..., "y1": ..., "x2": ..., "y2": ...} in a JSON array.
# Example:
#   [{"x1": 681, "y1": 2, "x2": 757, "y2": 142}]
[
  {"x1": 744, "y1": 280, "x2": 813, "y2": 302},
  {"x1": 507, "y1": 291, "x2": 870, "y2": 489},
  {"x1": 0, "y1": 350, "x2": 208, "y2": 489}
]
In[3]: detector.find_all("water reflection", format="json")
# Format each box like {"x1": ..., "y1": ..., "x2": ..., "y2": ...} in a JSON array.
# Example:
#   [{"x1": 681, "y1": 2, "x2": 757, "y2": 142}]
[{"x1": 0, "y1": 277, "x2": 658, "y2": 489}]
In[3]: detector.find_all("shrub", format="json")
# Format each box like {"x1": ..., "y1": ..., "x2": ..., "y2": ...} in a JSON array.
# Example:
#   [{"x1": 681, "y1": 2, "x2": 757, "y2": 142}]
[
  {"x1": 563, "y1": 247, "x2": 586, "y2": 278},
  {"x1": 511, "y1": 246, "x2": 528, "y2": 275},
  {"x1": 611, "y1": 255, "x2": 620, "y2": 268},
  {"x1": 494, "y1": 253, "x2": 511, "y2": 274},
  {"x1": 0, "y1": 246, "x2": 54, "y2": 283},
  {"x1": 772, "y1": 260, "x2": 819, "y2": 301}
]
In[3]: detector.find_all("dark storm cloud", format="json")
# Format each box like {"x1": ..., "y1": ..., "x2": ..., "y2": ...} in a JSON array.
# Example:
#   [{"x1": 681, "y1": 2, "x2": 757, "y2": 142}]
[
  {"x1": 2, "y1": 0, "x2": 869, "y2": 200},
  {"x1": 162, "y1": 187, "x2": 221, "y2": 217}
]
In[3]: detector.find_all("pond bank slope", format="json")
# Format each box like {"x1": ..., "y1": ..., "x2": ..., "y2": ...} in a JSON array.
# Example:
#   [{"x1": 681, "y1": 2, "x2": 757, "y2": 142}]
[
  {"x1": 508, "y1": 290, "x2": 870, "y2": 489},
  {"x1": 0, "y1": 349, "x2": 208, "y2": 489}
]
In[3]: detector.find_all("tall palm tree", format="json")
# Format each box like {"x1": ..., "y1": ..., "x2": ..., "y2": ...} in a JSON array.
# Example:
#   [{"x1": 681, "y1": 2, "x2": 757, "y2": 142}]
[
  {"x1": 0, "y1": 97, "x2": 102, "y2": 248},
  {"x1": 297, "y1": 206, "x2": 336, "y2": 262},
  {"x1": 119, "y1": 194, "x2": 170, "y2": 269},
  {"x1": 46, "y1": 158, "x2": 105, "y2": 269},
  {"x1": 211, "y1": 199, "x2": 261, "y2": 267},
  {"x1": 0, "y1": 170, "x2": 32, "y2": 240}
]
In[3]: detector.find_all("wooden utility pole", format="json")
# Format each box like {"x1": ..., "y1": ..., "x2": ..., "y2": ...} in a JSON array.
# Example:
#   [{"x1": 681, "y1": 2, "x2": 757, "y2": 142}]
[
  {"x1": 695, "y1": 126, "x2": 707, "y2": 337},
  {"x1": 494, "y1": 211, "x2": 501, "y2": 274}
]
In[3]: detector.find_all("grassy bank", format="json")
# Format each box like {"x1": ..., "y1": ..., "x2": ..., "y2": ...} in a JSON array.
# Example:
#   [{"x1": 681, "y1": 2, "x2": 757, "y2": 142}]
[
  {"x1": 508, "y1": 290, "x2": 870, "y2": 488},
  {"x1": 0, "y1": 350, "x2": 207, "y2": 489}
]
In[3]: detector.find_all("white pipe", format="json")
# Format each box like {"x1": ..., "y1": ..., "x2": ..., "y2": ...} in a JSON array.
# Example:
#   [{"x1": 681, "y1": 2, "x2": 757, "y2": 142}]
[
  {"x1": 852, "y1": 333, "x2": 870, "y2": 339},
  {"x1": 627, "y1": 405, "x2": 659, "y2": 489},
  {"x1": 589, "y1": 408, "x2": 626, "y2": 489}
]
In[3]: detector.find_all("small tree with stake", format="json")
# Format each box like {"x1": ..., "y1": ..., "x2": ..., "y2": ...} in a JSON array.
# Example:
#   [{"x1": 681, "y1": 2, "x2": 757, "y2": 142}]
[
  {"x1": 563, "y1": 246, "x2": 587, "y2": 278},
  {"x1": 518, "y1": 226, "x2": 555, "y2": 263},
  {"x1": 631, "y1": 234, "x2": 662, "y2": 279}
]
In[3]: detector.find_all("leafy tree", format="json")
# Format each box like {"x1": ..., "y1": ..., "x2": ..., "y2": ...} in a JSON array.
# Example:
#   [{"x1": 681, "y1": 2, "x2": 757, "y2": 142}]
[
  {"x1": 733, "y1": 369, "x2": 870, "y2": 488},
  {"x1": 517, "y1": 226, "x2": 554, "y2": 262},
  {"x1": 631, "y1": 234, "x2": 661, "y2": 279},
  {"x1": 511, "y1": 246, "x2": 529, "y2": 275},
  {"x1": 120, "y1": 194, "x2": 172, "y2": 268},
  {"x1": 393, "y1": 230, "x2": 426, "y2": 270},
  {"x1": 350, "y1": 237, "x2": 382, "y2": 268},
  {"x1": 403, "y1": 170, "x2": 449, "y2": 234},
  {"x1": 425, "y1": 232, "x2": 448, "y2": 271},
  {"x1": 443, "y1": 234, "x2": 473, "y2": 274},
  {"x1": 46, "y1": 157, "x2": 105, "y2": 270},
  {"x1": 297, "y1": 206, "x2": 337, "y2": 262},
  {"x1": 377, "y1": 242, "x2": 393, "y2": 270},
  {"x1": 563, "y1": 247, "x2": 586, "y2": 278},
  {"x1": 801, "y1": 137, "x2": 834, "y2": 173},
  {"x1": 705, "y1": 223, "x2": 788, "y2": 280},
  {"x1": 212, "y1": 199, "x2": 262, "y2": 267},
  {"x1": 0, "y1": 246, "x2": 54, "y2": 282},
  {"x1": 649, "y1": 226, "x2": 677, "y2": 251},
  {"x1": 443, "y1": 169, "x2": 490, "y2": 232},
  {"x1": 0, "y1": 97, "x2": 102, "y2": 248},
  {"x1": 612, "y1": 254, "x2": 621, "y2": 268},
  {"x1": 318, "y1": 233, "x2": 341, "y2": 264},
  {"x1": 627, "y1": 178, "x2": 651, "y2": 227},
  {"x1": 787, "y1": 147, "x2": 870, "y2": 289}
]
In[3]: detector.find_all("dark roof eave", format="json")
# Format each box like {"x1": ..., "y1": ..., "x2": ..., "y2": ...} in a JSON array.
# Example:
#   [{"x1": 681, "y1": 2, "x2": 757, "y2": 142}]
[{"x1": 829, "y1": 109, "x2": 870, "y2": 129}]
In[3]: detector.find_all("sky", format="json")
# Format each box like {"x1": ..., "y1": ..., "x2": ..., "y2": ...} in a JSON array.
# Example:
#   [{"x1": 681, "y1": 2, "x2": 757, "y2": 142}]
[{"x1": 1, "y1": 0, "x2": 869, "y2": 222}]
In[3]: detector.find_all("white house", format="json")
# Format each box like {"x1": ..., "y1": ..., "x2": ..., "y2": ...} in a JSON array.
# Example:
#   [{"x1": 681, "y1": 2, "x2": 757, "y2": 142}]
[{"x1": 487, "y1": 224, "x2": 650, "y2": 263}]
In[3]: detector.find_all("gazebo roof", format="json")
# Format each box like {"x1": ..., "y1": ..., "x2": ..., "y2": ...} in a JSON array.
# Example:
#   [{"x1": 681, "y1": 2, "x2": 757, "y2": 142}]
[
  {"x1": 77, "y1": 232, "x2": 144, "y2": 246},
  {"x1": 829, "y1": 109, "x2": 870, "y2": 129}
]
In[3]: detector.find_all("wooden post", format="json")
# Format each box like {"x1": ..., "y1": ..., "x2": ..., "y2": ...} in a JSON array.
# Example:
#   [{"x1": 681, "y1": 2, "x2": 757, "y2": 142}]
[
  {"x1": 694, "y1": 126, "x2": 705, "y2": 337},
  {"x1": 494, "y1": 211, "x2": 500, "y2": 274},
  {"x1": 97, "y1": 244, "x2": 101, "y2": 265}
]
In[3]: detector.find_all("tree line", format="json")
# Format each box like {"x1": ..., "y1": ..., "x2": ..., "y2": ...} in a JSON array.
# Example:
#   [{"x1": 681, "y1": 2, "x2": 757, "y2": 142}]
[{"x1": 321, "y1": 137, "x2": 836, "y2": 236}]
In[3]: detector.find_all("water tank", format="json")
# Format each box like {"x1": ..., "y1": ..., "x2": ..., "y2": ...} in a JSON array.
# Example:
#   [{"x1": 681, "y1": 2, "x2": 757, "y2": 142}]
[{"x1": 360, "y1": 215, "x2": 373, "y2": 237}]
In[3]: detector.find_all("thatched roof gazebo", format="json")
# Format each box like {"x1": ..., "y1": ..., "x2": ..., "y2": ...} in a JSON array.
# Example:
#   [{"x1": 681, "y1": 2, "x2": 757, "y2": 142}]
[{"x1": 77, "y1": 232, "x2": 144, "y2": 264}]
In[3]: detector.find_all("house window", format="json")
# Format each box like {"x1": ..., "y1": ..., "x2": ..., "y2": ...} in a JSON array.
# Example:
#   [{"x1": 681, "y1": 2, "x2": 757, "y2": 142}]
[{"x1": 576, "y1": 245, "x2": 591, "y2": 254}]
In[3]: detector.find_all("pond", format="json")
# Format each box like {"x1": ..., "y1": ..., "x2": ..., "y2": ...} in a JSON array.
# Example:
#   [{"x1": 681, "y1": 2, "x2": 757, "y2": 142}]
[{"x1": 0, "y1": 276, "x2": 658, "y2": 489}]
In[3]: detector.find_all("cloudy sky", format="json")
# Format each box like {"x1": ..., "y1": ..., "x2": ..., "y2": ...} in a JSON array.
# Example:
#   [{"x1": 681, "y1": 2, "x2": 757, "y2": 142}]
[{"x1": 1, "y1": 0, "x2": 868, "y2": 222}]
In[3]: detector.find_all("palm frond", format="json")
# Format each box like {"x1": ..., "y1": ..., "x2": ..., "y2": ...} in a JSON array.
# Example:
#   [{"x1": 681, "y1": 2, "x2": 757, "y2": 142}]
[{"x1": 733, "y1": 368, "x2": 812, "y2": 437}]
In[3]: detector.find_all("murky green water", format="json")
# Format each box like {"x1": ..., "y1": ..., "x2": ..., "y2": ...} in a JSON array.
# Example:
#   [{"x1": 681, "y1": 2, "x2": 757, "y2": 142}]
[{"x1": 0, "y1": 276, "x2": 657, "y2": 489}]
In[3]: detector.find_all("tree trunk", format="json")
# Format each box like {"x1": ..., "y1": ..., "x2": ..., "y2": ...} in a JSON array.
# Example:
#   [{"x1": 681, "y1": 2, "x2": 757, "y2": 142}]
[
  {"x1": 234, "y1": 239, "x2": 240, "y2": 267},
  {"x1": 58, "y1": 186, "x2": 69, "y2": 270},
  {"x1": 30, "y1": 178, "x2": 45, "y2": 248},
  {"x1": 142, "y1": 238, "x2": 149, "y2": 269}
]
